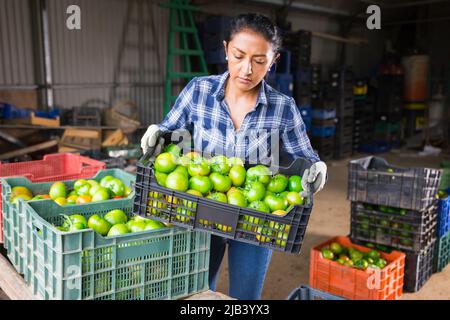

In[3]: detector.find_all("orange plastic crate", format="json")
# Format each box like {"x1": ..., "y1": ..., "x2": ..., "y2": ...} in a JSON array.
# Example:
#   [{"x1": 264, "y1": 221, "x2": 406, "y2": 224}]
[
  {"x1": 310, "y1": 236, "x2": 406, "y2": 300},
  {"x1": 0, "y1": 153, "x2": 105, "y2": 242}
]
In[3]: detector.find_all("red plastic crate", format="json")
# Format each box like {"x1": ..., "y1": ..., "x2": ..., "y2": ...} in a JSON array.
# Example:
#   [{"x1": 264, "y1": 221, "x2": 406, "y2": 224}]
[
  {"x1": 310, "y1": 236, "x2": 406, "y2": 300},
  {"x1": 0, "y1": 153, "x2": 105, "y2": 242}
]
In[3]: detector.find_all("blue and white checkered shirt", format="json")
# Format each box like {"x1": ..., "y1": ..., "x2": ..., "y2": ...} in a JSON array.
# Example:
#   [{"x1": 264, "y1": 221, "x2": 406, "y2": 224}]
[{"x1": 159, "y1": 71, "x2": 320, "y2": 165}]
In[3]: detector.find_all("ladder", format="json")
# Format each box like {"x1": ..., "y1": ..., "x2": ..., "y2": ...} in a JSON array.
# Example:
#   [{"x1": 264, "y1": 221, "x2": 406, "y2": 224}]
[{"x1": 161, "y1": 0, "x2": 209, "y2": 115}]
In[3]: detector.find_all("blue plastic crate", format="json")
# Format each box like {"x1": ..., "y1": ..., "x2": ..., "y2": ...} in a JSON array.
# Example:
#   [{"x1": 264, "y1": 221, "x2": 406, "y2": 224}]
[
  {"x1": 267, "y1": 74, "x2": 293, "y2": 97},
  {"x1": 299, "y1": 106, "x2": 312, "y2": 118},
  {"x1": 276, "y1": 73, "x2": 294, "y2": 97},
  {"x1": 312, "y1": 108, "x2": 336, "y2": 120},
  {"x1": 287, "y1": 285, "x2": 345, "y2": 300},
  {"x1": 274, "y1": 50, "x2": 291, "y2": 74},
  {"x1": 0, "y1": 103, "x2": 30, "y2": 119},
  {"x1": 438, "y1": 193, "x2": 450, "y2": 238},
  {"x1": 311, "y1": 126, "x2": 335, "y2": 137},
  {"x1": 34, "y1": 108, "x2": 59, "y2": 119}
]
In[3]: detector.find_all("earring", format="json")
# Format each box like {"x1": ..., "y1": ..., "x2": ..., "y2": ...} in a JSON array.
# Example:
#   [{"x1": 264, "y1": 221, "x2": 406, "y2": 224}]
[{"x1": 225, "y1": 56, "x2": 228, "y2": 60}]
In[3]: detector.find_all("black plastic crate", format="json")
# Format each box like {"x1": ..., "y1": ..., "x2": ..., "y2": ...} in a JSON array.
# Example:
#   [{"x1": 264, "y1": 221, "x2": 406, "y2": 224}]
[
  {"x1": 66, "y1": 106, "x2": 102, "y2": 126},
  {"x1": 317, "y1": 149, "x2": 334, "y2": 161},
  {"x1": 348, "y1": 156, "x2": 442, "y2": 211},
  {"x1": 350, "y1": 201, "x2": 438, "y2": 252},
  {"x1": 287, "y1": 285, "x2": 345, "y2": 300},
  {"x1": 132, "y1": 135, "x2": 315, "y2": 254},
  {"x1": 403, "y1": 241, "x2": 436, "y2": 293},
  {"x1": 311, "y1": 136, "x2": 334, "y2": 150}
]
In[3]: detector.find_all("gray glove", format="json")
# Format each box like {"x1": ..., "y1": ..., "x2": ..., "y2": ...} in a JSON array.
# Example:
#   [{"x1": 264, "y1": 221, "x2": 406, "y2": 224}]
[
  {"x1": 301, "y1": 161, "x2": 327, "y2": 196},
  {"x1": 140, "y1": 124, "x2": 164, "y2": 155}
]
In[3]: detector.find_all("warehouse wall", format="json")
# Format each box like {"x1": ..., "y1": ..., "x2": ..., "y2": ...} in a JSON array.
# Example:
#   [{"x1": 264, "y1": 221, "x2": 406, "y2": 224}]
[
  {"x1": 0, "y1": 0, "x2": 36, "y2": 86},
  {"x1": 0, "y1": 0, "x2": 178, "y2": 125}
]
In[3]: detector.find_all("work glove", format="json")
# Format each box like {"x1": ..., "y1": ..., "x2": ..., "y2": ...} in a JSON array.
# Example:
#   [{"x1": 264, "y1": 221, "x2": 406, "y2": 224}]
[
  {"x1": 301, "y1": 161, "x2": 327, "y2": 196},
  {"x1": 141, "y1": 124, "x2": 164, "y2": 155}
]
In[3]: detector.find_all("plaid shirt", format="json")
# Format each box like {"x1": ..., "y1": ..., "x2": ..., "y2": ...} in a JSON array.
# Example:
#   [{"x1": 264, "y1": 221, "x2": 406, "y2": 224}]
[{"x1": 159, "y1": 71, "x2": 320, "y2": 164}]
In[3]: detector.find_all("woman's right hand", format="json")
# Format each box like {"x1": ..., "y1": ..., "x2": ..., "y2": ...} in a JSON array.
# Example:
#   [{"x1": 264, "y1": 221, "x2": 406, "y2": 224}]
[{"x1": 140, "y1": 124, "x2": 162, "y2": 155}]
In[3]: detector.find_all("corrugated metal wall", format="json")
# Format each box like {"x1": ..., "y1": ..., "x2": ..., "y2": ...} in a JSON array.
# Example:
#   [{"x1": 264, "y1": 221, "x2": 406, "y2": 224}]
[
  {"x1": 47, "y1": 0, "x2": 170, "y2": 125},
  {"x1": 0, "y1": 0, "x2": 35, "y2": 87},
  {"x1": 0, "y1": 0, "x2": 178, "y2": 125}
]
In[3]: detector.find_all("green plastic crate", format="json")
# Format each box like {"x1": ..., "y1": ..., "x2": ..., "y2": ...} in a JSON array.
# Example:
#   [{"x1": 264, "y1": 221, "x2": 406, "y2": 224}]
[
  {"x1": 24, "y1": 198, "x2": 210, "y2": 300},
  {"x1": 1, "y1": 169, "x2": 135, "y2": 276},
  {"x1": 440, "y1": 161, "x2": 450, "y2": 191},
  {"x1": 434, "y1": 231, "x2": 450, "y2": 273}
]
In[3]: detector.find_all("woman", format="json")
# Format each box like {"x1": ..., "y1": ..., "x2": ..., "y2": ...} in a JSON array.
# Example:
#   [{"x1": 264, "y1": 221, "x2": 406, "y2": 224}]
[{"x1": 141, "y1": 13, "x2": 327, "y2": 300}]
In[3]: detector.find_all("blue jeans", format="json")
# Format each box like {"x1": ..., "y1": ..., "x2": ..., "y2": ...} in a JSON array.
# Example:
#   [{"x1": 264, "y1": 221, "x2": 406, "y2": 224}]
[{"x1": 208, "y1": 235, "x2": 273, "y2": 300}]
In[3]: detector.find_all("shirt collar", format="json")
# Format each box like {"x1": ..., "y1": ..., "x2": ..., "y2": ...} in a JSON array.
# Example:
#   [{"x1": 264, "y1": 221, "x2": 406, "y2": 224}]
[{"x1": 212, "y1": 71, "x2": 269, "y2": 108}]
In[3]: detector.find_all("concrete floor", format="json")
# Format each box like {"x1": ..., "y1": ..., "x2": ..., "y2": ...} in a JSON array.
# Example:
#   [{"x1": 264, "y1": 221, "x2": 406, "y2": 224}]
[
  {"x1": 1, "y1": 151, "x2": 449, "y2": 300},
  {"x1": 215, "y1": 151, "x2": 450, "y2": 300}
]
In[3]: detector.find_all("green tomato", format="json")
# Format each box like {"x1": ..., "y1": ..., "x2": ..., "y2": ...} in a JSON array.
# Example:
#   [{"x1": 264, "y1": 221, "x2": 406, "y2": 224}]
[
  {"x1": 173, "y1": 165, "x2": 189, "y2": 178},
  {"x1": 154, "y1": 152, "x2": 178, "y2": 173},
  {"x1": 288, "y1": 175, "x2": 303, "y2": 192},
  {"x1": 62, "y1": 214, "x2": 87, "y2": 229},
  {"x1": 155, "y1": 171, "x2": 168, "y2": 187},
  {"x1": 210, "y1": 155, "x2": 231, "y2": 175},
  {"x1": 107, "y1": 224, "x2": 130, "y2": 236},
  {"x1": 144, "y1": 220, "x2": 165, "y2": 230},
  {"x1": 91, "y1": 187, "x2": 110, "y2": 202},
  {"x1": 74, "y1": 179, "x2": 88, "y2": 192},
  {"x1": 189, "y1": 176, "x2": 212, "y2": 194},
  {"x1": 209, "y1": 172, "x2": 232, "y2": 193},
  {"x1": 285, "y1": 192, "x2": 304, "y2": 206},
  {"x1": 264, "y1": 193, "x2": 288, "y2": 212},
  {"x1": 267, "y1": 174, "x2": 288, "y2": 193},
  {"x1": 76, "y1": 183, "x2": 91, "y2": 197},
  {"x1": 165, "y1": 172, "x2": 189, "y2": 192},
  {"x1": 206, "y1": 192, "x2": 228, "y2": 203},
  {"x1": 128, "y1": 220, "x2": 147, "y2": 233},
  {"x1": 188, "y1": 157, "x2": 211, "y2": 176},
  {"x1": 164, "y1": 143, "x2": 182, "y2": 157},
  {"x1": 227, "y1": 190, "x2": 248, "y2": 207},
  {"x1": 99, "y1": 176, "x2": 115, "y2": 188},
  {"x1": 87, "y1": 214, "x2": 112, "y2": 236},
  {"x1": 229, "y1": 165, "x2": 246, "y2": 187},
  {"x1": 247, "y1": 200, "x2": 270, "y2": 213},
  {"x1": 107, "y1": 178, "x2": 125, "y2": 197},
  {"x1": 68, "y1": 222, "x2": 86, "y2": 232},
  {"x1": 246, "y1": 165, "x2": 272, "y2": 185},
  {"x1": 244, "y1": 181, "x2": 266, "y2": 202},
  {"x1": 49, "y1": 181, "x2": 67, "y2": 200},
  {"x1": 103, "y1": 209, "x2": 128, "y2": 225}
]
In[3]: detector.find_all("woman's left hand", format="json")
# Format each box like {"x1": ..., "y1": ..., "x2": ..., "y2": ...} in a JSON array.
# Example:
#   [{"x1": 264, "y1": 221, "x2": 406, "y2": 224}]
[{"x1": 301, "y1": 161, "x2": 328, "y2": 195}]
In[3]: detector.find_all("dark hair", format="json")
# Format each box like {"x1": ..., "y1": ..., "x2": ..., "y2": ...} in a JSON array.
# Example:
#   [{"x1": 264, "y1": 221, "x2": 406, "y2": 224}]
[{"x1": 227, "y1": 13, "x2": 282, "y2": 53}]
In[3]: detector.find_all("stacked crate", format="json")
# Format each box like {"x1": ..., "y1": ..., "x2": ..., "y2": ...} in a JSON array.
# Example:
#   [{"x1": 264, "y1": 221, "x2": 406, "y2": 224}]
[
  {"x1": 267, "y1": 50, "x2": 294, "y2": 97},
  {"x1": 375, "y1": 73, "x2": 403, "y2": 146},
  {"x1": 284, "y1": 30, "x2": 312, "y2": 71},
  {"x1": 353, "y1": 80, "x2": 374, "y2": 153},
  {"x1": 309, "y1": 65, "x2": 335, "y2": 161},
  {"x1": 330, "y1": 67, "x2": 354, "y2": 159},
  {"x1": 348, "y1": 156, "x2": 442, "y2": 292},
  {"x1": 200, "y1": 16, "x2": 232, "y2": 72},
  {"x1": 435, "y1": 189, "x2": 450, "y2": 273}
]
